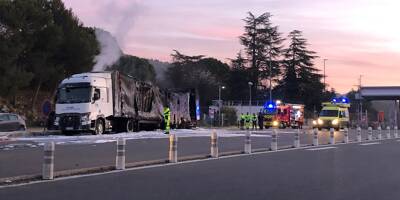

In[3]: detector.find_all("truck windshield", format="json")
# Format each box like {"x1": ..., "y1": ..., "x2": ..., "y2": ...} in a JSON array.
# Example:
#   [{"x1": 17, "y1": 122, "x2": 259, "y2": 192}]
[
  {"x1": 319, "y1": 110, "x2": 338, "y2": 117},
  {"x1": 57, "y1": 87, "x2": 92, "y2": 104}
]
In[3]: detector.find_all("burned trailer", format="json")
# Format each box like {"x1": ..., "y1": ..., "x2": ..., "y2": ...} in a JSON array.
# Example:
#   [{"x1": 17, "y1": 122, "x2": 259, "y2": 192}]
[
  {"x1": 162, "y1": 88, "x2": 199, "y2": 129},
  {"x1": 111, "y1": 72, "x2": 164, "y2": 132}
]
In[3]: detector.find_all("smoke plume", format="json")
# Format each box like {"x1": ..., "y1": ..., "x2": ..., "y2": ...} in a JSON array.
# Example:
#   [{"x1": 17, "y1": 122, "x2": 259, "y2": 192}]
[{"x1": 92, "y1": 29, "x2": 122, "y2": 72}]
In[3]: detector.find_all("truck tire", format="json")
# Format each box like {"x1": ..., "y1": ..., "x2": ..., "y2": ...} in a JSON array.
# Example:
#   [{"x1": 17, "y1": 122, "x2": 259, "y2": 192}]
[
  {"x1": 95, "y1": 119, "x2": 105, "y2": 135},
  {"x1": 126, "y1": 119, "x2": 136, "y2": 132}
]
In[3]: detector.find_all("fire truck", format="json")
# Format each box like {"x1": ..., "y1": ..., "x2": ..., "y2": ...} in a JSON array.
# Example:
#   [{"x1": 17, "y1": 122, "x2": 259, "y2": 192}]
[{"x1": 263, "y1": 101, "x2": 304, "y2": 129}]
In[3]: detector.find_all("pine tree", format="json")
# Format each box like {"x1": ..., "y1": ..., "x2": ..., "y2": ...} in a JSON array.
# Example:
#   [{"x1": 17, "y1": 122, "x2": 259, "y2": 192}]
[{"x1": 281, "y1": 30, "x2": 324, "y2": 110}]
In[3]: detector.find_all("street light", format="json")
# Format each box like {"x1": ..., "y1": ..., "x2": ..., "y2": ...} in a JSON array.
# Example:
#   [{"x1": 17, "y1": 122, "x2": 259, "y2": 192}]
[
  {"x1": 248, "y1": 82, "x2": 253, "y2": 114},
  {"x1": 219, "y1": 85, "x2": 226, "y2": 126},
  {"x1": 323, "y1": 59, "x2": 328, "y2": 91}
]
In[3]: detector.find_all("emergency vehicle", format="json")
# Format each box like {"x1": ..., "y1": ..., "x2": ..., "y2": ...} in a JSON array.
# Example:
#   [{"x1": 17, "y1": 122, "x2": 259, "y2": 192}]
[
  {"x1": 273, "y1": 104, "x2": 304, "y2": 129},
  {"x1": 312, "y1": 97, "x2": 350, "y2": 130}
]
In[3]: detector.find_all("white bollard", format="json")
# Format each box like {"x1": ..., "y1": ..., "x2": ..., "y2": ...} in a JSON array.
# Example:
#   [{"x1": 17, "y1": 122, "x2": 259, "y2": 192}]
[
  {"x1": 387, "y1": 126, "x2": 391, "y2": 139},
  {"x1": 42, "y1": 142, "x2": 55, "y2": 180},
  {"x1": 368, "y1": 127, "x2": 373, "y2": 141},
  {"x1": 357, "y1": 127, "x2": 362, "y2": 142},
  {"x1": 169, "y1": 134, "x2": 178, "y2": 163},
  {"x1": 211, "y1": 131, "x2": 218, "y2": 158},
  {"x1": 395, "y1": 126, "x2": 398, "y2": 138},
  {"x1": 293, "y1": 129, "x2": 300, "y2": 148},
  {"x1": 115, "y1": 138, "x2": 126, "y2": 170},
  {"x1": 244, "y1": 131, "x2": 251, "y2": 154},
  {"x1": 377, "y1": 126, "x2": 382, "y2": 140},
  {"x1": 343, "y1": 128, "x2": 349, "y2": 143},
  {"x1": 313, "y1": 128, "x2": 319, "y2": 146},
  {"x1": 271, "y1": 129, "x2": 278, "y2": 151},
  {"x1": 329, "y1": 128, "x2": 335, "y2": 144}
]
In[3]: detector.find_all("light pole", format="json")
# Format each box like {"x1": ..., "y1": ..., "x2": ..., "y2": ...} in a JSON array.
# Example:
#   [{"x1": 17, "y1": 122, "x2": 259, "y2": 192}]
[
  {"x1": 219, "y1": 85, "x2": 225, "y2": 126},
  {"x1": 248, "y1": 82, "x2": 253, "y2": 115},
  {"x1": 323, "y1": 59, "x2": 328, "y2": 91}
]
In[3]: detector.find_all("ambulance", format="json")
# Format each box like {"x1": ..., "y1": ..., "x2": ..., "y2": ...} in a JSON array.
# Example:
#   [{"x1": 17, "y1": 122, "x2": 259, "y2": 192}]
[{"x1": 313, "y1": 97, "x2": 350, "y2": 130}]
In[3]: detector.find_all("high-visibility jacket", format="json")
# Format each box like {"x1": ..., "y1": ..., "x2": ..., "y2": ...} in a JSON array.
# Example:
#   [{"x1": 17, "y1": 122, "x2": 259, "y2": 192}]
[{"x1": 164, "y1": 107, "x2": 170, "y2": 132}]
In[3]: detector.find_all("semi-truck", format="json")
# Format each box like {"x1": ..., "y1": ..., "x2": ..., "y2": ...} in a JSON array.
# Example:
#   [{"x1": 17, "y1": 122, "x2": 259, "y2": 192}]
[{"x1": 54, "y1": 71, "x2": 198, "y2": 135}]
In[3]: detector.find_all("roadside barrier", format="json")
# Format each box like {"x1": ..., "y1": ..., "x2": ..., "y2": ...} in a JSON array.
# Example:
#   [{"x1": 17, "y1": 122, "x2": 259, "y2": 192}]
[
  {"x1": 313, "y1": 128, "x2": 319, "y2": 146},
  {"x1": 386, "y1": 126, "x2": 391, "y2": 139},
  {"x1": 169, "y1": 134, "x2": 178, "y2": 163},
  {"x1": 329, "y1": 128, "x2": 335, "y2": 144},
  {"x1": 357, "y1": 127, "x2": 362, "y2": 142},
  {"x1": 377, "y1": 126, "x2": 382, "y2": 140},
  {"x1": 42, "y1": 142, "x2": 55, "y2": 180},
  {"x1": 368, "y1": 127, "x2": 373, "y2": 140},
  {"x1": 116, "y1": 138, "x2": 126, "y2": 170},
  {"x1": 271, "y1": 129, "x2": 278, "y2": 151},
  {"x1": 293, "y1": 129, "x2": 300, "y2": 148},
  {"x1": 211, "y1": 131, "x2": 218, "y2": 158},
  {"x1": 395, "y1": 126, "x2": 398, "y2": 138},
  {"x1": 343, "y1": 128, "x2": 349, "y2": 143},
  {"x1": 244, "y1": 131, "x2": 251, "y2": 154}
]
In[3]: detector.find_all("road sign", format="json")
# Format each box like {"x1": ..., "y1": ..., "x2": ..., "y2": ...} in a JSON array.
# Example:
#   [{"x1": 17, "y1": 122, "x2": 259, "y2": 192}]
[
  {"x1": 42, "y1": 100, "x2": 52, "y2": 117},
  {"x1": 209, "y1": 108, "x2": 215, "y2": 119}
]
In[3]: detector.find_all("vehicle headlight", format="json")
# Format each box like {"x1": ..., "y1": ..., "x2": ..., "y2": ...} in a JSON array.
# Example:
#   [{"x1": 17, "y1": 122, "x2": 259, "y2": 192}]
[
  {"x1": 54, "y1": 117, "x2": 60, "y2": 126},
  {"x1": 332, "y1": 119, "x2": 339, "y2": 125},
  {"x1": 312, "y1": 120, "x2": 317, "y2": 125},
  {"x1": 81, "y1": 114, "x2": 90, "y2": 124},
  {"x1": 317, "y1": 119, "x2": 323, "y2": 125},
  {"x1": 273, "y1": 121, "x2": 279, "y2": 127}
]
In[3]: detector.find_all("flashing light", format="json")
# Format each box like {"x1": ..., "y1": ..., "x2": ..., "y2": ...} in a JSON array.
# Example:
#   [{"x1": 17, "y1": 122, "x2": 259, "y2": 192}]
[
  {"x1": 276, "y1": 100, "x2": 282, "y2": 105},
  {"x1": 331, "y1": 96, "x2": 350, "y2": 104},
  {"x1": 264, "y1": 101, "x2": 276, "y2": 111}
]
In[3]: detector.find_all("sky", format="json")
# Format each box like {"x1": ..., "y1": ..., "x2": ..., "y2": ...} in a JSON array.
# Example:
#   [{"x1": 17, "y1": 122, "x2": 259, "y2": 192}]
[{"x1": 63, "y1": 0, "x2": 400, "y2": 93}]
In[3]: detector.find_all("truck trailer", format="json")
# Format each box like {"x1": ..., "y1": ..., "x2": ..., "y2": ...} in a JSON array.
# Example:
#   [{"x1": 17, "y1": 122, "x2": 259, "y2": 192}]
[{"x1": 54, "y1": 71, "x2": 198, "y2": 135}]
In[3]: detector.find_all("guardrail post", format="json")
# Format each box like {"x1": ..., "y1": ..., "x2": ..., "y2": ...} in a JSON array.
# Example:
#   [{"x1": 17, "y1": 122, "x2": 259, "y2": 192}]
[
  {"x1": 244, "y1": 131, "x2": 251, "y2": 154},
  {"x1": 211, "y1": 131, "x2": 218, "y2": 158},
  {"x1": 116, "y1": 138, "x2": 126, "y2": 170},
  {"x1": 42, "y1": 142, "x2": 55, "y2": 180},
  {"x1": 271, "y1": 129, "x2": 278, "y2": 151},
  {"x1": 386, "y1": 126, "x2": 391, "y2": 139},
  {"x1": 169, "y1": 134, "x2": 178, "y2": 163},
  {"x1": 329, "y1": 128, "x2": 335, "y2": 144},
  {"x1": 395, "y1": 126, "x2": 398, "y2": 138},
  {"x1": 356, "y1": 127, "x2": 362, "y2": 142},
  {"x1": 313, "y1": 128, "x2": 319, "y2": 146},
  {"x1": 293, "y1": 129, "x2": 300, "y2": 148},
  {"x1": 344, "y1": 128, "x2": 349, "y2": 143},
  {"x1": 368, "y1": 127, "x2": 373, "y2": 140},
  {"x1": 377, "y1": 126, "x2": 382, "y2": 140}
]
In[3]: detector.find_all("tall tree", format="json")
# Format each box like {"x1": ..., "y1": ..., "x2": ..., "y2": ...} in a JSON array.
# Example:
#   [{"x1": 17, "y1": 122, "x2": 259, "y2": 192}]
[
  {"x1": 280, "y1": 30, "x2": 324, "y2": 111},
  {"x1": 239, "y1": 12, "x2": 284, "y2": 99}
]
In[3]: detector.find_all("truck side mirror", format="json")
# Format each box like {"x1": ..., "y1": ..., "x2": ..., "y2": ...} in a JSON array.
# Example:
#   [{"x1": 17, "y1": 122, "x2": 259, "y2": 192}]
[{"x1": 93, "y1": 89, "x2": 100, "y2": 103}]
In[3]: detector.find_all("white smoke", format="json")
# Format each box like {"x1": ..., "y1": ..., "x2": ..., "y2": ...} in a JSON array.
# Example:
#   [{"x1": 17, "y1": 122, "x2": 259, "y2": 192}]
[{"x1": 92, "y1": 29, "x2": 122, "y2": 72}]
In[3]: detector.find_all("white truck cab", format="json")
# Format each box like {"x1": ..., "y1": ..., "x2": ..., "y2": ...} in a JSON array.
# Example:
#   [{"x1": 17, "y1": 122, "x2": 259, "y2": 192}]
[{"x1": 55, "y1": 72, "x2": 113, "y2": 135}]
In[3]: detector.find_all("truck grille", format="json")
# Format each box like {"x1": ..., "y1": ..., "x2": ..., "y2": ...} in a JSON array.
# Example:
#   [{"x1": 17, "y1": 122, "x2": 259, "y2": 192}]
[{"x1": 60, "y1": 115, "x2": 80, "y2": 130}]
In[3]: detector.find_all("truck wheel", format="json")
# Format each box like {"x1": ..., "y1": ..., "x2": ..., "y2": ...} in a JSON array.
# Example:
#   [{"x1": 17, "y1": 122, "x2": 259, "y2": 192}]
[
  {"x1": 126, "y1": 119, "x2": 135, "y2": 133},
  {"x1": 95, "y1": 119, "x2": 105, "y2": 135}
]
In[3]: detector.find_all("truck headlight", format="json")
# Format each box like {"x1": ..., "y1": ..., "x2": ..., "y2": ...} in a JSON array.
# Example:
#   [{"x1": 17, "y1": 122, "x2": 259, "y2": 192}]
[
  {"x1": 312, "y1": 120, "x2": 317, "y2": 125},
  {"x1": 273, "y1": 121, "x2": 279, "y2": 127},
  {"x1": 332, "y1": 119, "x2": 339, "y2": 125},
  {"x1": 317, "y1": 119, "x2": 323, "y2": 125},
  {"x1": 81, "y1": 114, "x2": 90, "y2": 125},
  {"x1": 54, "y1": 117, "x2": 60, "y2": 126}
]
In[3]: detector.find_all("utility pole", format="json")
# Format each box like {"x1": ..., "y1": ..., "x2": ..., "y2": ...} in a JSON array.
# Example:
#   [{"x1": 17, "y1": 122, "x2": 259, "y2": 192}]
[
  {"x1": 358, "y1": 75, "x2": 363, "y2": 126},
  {"x1": 218, "y1": 85, "x2": 225, "y2": 126},
  {"x1": 323, "y1": 59, "x2": 328, "y2": 91},
  {"x1": 248, "y1": 82, "x2": 253, "y2": 115}
]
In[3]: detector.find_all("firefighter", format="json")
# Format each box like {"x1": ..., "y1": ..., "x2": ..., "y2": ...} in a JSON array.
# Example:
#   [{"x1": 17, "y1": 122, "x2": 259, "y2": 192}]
[
  {"x1": 252, "y1": 113, "x2": 257, "y2": 130},
  {"x1": 258, "y1": 111, "x2": 264, "y2": 130},
  {"x1": 245, "y1": 112, "x2": 251, "y2": 129},
  {"x1": 164, "y1": 107, "x2": 171, "y2": 134},
  {"x1": 240, "y1": 113, "x2": 245, "y2": 130}
]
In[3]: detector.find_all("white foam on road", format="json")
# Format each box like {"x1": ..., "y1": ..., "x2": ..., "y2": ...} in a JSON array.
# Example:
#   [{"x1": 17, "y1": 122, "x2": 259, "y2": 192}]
[
  {"x1": 359, "y1": 142, "x2": 380, "y2": 146},
  {"x1": 306, "y1": 147, "x2": 337, "y2": 151}
]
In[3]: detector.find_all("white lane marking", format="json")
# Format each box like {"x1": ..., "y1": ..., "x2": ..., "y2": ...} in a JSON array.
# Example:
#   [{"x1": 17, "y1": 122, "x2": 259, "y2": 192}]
[
  {"x1": 306, "y1": 147, "x2": 337, "y2": 151},
  {"x1": 359, "y1": 142, "x2": 380, "y2": 146}
]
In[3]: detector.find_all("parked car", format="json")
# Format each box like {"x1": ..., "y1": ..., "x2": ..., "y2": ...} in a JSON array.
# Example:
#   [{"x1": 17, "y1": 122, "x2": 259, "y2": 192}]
[{"x1": 0, "y1": 113, "x2": 26, "y2": 132}]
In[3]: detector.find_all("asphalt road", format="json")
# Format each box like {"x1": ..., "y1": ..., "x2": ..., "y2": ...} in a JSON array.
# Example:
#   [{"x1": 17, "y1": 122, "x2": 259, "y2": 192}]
[
  {"x1": 0, "y1": 128, "x2": 390, "y2": 179},
  {"x1": 2, "y1": 138, "x2": 400, "y2": 200}
]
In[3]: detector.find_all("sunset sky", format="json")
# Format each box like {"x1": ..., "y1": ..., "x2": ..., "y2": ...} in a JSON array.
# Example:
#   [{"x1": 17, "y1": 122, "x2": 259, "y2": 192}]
[{"x1": 64, "y1": 0, "x2": 400, "y2": 93}]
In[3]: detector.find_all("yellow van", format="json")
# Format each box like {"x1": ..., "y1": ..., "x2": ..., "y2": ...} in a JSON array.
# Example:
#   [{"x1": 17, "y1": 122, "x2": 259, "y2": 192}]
[{"x1": 313, "y1": 101, "x2": 350, "y2": 130}]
